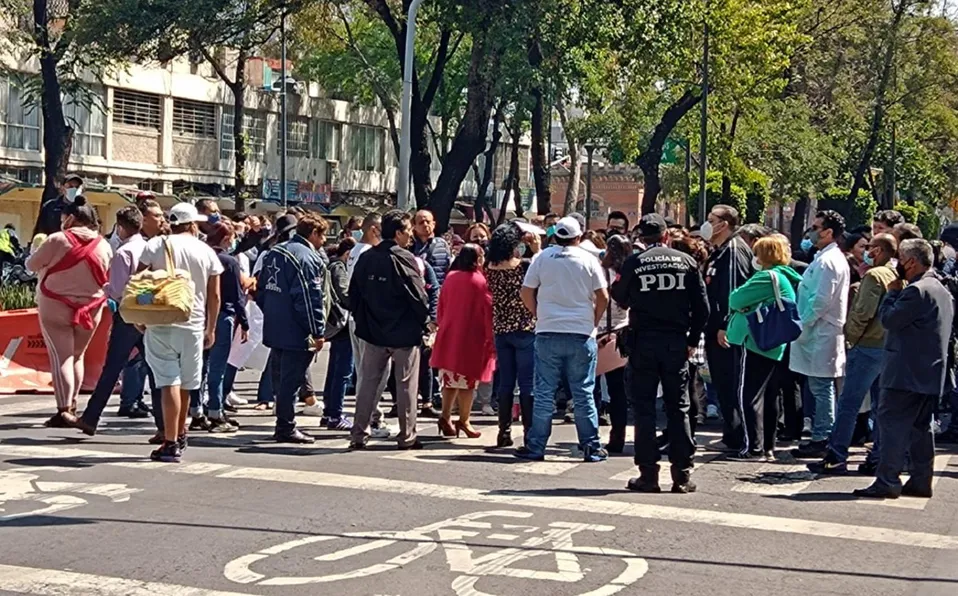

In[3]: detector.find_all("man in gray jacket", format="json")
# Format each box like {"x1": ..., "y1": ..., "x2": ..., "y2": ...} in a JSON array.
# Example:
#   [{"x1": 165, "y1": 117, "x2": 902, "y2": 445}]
[{"x1": 854, "y1": 239, "x2": 955, "y2": 499}]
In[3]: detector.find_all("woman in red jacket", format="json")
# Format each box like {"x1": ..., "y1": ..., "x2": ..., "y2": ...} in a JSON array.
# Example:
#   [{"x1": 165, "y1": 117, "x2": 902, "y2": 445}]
[{"x1": 430, "y1": 244, "x2": 495, "y2": 438}]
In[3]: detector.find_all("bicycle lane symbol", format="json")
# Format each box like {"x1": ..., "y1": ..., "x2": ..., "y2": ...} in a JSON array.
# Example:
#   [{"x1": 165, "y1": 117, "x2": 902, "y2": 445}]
[
  {"x1": 224, "y1": 510, "x2": 649, "y2": 595},
  {"x1": 0, "y1": 469, "x2": 141, "y2": 521}
]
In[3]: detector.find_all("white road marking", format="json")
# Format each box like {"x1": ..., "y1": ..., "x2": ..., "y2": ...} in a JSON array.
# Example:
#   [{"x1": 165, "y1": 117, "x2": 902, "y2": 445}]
[
  {"x1": 0, "y1": 563, "x2": 263, "y2": 596},
  {"x1": 2, "y1": 445, "x2": 956, "y2": 550},
  {"x1": 0, "y1": 399, "x2": 51, "y2": 417},
  {"x1": 858, "y1": 455, "x2": 951, "y2": 511},
  {"x1": 385, "y1": 446, "x2": 582, "y2": 476}
]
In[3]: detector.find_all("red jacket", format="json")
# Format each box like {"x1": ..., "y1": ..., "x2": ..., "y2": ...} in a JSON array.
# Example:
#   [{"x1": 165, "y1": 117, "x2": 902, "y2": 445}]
[{"x1": 430, "y1": 270, "x2": 496, "y2": 383}]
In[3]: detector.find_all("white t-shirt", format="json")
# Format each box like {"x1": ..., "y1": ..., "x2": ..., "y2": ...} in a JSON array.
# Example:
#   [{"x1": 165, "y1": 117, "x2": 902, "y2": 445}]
[
  {"x1": 523, "y1": 245, "x2": 607, "y2": 337},
  {"x1": 140, "y1": 233, "x2": 224, "y2": 332},
  {"x1": 346, "y1": 242, "x2": 373, "y2": 284}
]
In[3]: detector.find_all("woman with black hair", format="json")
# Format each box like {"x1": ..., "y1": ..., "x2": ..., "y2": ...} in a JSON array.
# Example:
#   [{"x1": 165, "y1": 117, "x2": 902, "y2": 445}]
[
  {"x1": 484, "y1": 224, "x2": 537, "y2": 447},
  {"x1": 430, "y1": 244, "x2": 496, "y2": 438},
  {"x1": 26, "y1": 196, "x2": 112, "y2": 428}
]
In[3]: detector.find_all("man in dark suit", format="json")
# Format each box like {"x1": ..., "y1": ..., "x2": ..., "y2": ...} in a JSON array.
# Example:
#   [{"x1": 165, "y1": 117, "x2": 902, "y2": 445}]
[{"x1": 854, "y1": 239, "x2": 955, "y2": 499}]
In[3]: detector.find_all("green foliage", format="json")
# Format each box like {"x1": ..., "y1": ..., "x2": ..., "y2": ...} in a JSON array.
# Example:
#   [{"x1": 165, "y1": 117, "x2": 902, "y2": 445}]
[
  {"x1": 741, "y1": 168, "x2": 769, "y2": 224},
  {"x1": 689, "y1": 171, "x2": 747, "y2": 218},
  {"x1": 0, "y1": 284, "x2": 36, "y2": 311},
  {"x1": 895, "y1": 201, "x2": 941, "y2": 239},
  {"x1": 821, "y1": 187, "x2": 875, "y2": 230}
]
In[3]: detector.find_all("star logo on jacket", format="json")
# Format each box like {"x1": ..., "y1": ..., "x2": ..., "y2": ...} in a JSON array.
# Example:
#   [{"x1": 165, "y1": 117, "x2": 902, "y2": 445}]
[{"x1": 265, "y1": 260, "x2": 282, "y2": 293}]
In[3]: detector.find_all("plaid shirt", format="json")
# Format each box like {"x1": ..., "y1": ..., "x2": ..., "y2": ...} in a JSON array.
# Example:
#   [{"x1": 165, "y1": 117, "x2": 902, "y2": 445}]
[{"x1": 688, "y1": 333, "x2": 706, "y2": 365}]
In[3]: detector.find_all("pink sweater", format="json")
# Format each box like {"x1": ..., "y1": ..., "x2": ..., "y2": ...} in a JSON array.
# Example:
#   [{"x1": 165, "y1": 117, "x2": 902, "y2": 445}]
[{"x1": 26, "y1": 227, "x2": 113, "y2": 304}]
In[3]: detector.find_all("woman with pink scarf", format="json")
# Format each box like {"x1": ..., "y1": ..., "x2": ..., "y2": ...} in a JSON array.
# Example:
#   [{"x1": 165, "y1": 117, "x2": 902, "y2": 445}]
[{"x1": 26, "y1": 196, "x2": 112, "y2": 427}]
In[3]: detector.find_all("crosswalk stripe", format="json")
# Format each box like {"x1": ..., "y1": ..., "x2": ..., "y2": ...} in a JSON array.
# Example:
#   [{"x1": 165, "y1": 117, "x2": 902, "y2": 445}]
[
  {"x1": 857, "y1": 455, "x2": 950, "y2": 511},
  {"x1": 0, "y1": 399, "x2": 51, "y2": 417},
  {"x1": 0, "y1": 563, "x2": 263, "y2": 596},
  {"x1": 1, "y1": 444, "x2": 956, "y2": 550}
]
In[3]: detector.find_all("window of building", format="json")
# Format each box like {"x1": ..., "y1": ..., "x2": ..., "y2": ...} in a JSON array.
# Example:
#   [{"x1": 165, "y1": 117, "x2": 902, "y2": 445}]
[
  {"x1": 172, "y1": 98, "x2": 216, "y2": 138},
  {"x1": 112, "y1": 89, "x2": 161, "y2": 130},
  {"x1": 312, "y1": 120, "x2": 342, "y2": 161},
  {"x1": 0, "y1": 78, "x2": 40, "y2": 151},
  {"x1": 0, "y1": 166, "x2": 42, "y2": 185},
  {"x1": 63, "y1": 91, "x2": 106, "y2": 157},
  {"x1": 276, "y1": 116, "x2": 309, "y2": 157},
  {"x1": 349, "y1": 125, "x2": 385, "y2": 172},
  {"x1": 220, "y1": 106, "x2": 267, "y2": 161}
]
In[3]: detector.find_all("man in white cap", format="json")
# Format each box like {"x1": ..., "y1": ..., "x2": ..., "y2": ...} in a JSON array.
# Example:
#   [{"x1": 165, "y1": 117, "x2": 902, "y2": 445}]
[
  {"x1": 516, "y1": 216, "x2": 610, "y2": 462},
  {"x1": 138, "y1": 202, "x2": 223, "y2": 463}
]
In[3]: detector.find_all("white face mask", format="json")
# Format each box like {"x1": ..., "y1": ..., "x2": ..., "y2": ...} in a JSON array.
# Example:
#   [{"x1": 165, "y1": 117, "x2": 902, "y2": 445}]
[
  {"x1": 700, "y1": 221, "x2": 713, "y2": 240},
  {"x1": 751, "y1": 256, "x2": 762, "y2": 271},
  {"x1": 65, "y1": 186, "x2": 81, "y2": 203}
]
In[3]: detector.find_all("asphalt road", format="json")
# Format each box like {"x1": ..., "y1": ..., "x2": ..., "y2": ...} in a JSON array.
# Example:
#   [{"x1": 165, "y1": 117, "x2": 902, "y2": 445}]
[{"x1": 1, "y1": 355, "x2": 957, "y2": 596}]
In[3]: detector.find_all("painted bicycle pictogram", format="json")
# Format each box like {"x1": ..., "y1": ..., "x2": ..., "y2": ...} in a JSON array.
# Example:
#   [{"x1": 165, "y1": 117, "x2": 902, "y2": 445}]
[
  {"x1": 0, "y1": 469, "x2": 140, "y2": 521},
  {"x1": 224, "y1": 510, "x2": 648, "y2": 595}
]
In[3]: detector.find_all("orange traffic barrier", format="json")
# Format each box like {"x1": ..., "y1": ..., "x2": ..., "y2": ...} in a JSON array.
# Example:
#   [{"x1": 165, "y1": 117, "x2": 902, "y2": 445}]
[{"x1": 0, "y1": 307, "x2": 111, "y2": 394}]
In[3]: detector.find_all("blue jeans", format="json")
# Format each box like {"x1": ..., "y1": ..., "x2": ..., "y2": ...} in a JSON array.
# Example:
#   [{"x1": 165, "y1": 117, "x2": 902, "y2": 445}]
[
  {"x1": 189, "y1": 313, "x2": 234, "y2": 419},
  {"x1": 807, "y1": 375, "x2": 836, "y2": 442},
  {"x1": 494, "y1": 331, "x2": 535, "y2": 398},
  {"x1": 827, "y1": 346, "x2": 883, "y2": 461},
  {"x1": 323, "y1": 334, "x2": 354, "y2": 419},
  {"x1": 120, "y1": 356, "x2": 145, "y2": 409},
  {"x1": 525, "y1": 333, "x2": 600, "y2": 456}
]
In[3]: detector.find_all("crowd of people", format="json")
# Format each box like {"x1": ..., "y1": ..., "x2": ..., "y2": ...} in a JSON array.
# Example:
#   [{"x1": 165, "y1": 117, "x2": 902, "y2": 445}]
[{"x1": 20, "y1": 174, "x2": 958, "y2": 499}]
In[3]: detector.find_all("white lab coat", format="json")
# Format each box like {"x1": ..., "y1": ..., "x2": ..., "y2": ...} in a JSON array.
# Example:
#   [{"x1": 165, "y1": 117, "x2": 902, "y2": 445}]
[{"x1": 790, "y1": 242, "x2": 850, "y2": 378}]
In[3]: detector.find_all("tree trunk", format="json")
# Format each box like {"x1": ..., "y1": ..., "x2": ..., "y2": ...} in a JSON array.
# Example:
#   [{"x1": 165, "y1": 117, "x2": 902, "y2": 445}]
[
  {"x1": 231, "y1": 50, "x2": 249, "y2": 213},
  {"x1": 429, "y1": 35, "x2": 498, "y2": 233},
  {"x1": 475, "y1": 102, "x2": 505, "y2": 222},
  {"x1": 636, "y1": 89, "x2": 702, "y2": 214},
  {"x1": 720, "y1": 108, "x2": 740, "y2": 204},
  {"x1": 556, "y1": 103, "x2": 580, "y2": 216},
  {"x1": 530, "y1": 87, "x2": 551, "y2": 215},
  {"x1": 34, "y1": 0, "x2": 72, "y2": 210},
  {"x1": 850, "y1": 1, "x2": 909, "y2": 206},
  {"x1": 508, "y1": 118, "x2": 523, "y2": 219}
]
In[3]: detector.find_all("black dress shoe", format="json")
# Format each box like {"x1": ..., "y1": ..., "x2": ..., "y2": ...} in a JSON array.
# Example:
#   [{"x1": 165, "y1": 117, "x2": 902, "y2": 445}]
[
  {"x1": 398, "y1": 440, "x2": 424, "y2": 450},
  {"x1": 671, "y1": 481, "x2": 697, "y2": 494},
  {"x1": 272, "y1": 429, "x2": 315, "y2": 444},
  {"x1": 349, "y1": 440, "x2": 367, "y2": 450},
  {"x1": 901, "y1": 481, "x2": 933, "y2": 499},
  {"x1": 134, "y1": 400, "x2": 152, "y2": 414},
  {"x1": 626, "y1": 477, "x2": 662, "y2": 493},
  {"x1": 857, "y1": 461, "x2": 878, "y2": 476},
  {"x1": 790, "y1": 440, "x2": 828, "y2": 459},
  {"x1": 117, "y1": 406, "x2": 150, "y2": 419},
  {"x1": 852, "y1": 484, "x2": 900, "y2": 499}
]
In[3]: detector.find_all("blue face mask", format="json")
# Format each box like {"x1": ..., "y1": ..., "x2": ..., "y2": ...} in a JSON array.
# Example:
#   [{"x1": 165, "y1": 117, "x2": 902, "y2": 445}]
[
  {"x1": 546, "y1": 225, "x2": 556, "y2": 237},
  {"x1": 228, "y1": 238, "x2": 238, "y2": 253},
  {"x1": 517, "y1": 243, "x2": 527, "y2": 258},
  {"x1": 351, "y1": 230, "x2": 363, "y2": 241},
  {"x1": 800, "y1": 238, "x2": 813, "y2": 253},
  {"x1": 863, "y1": 252, "x2": 874, "y2": 267},
  {"x1": 208, "y1": 213, "x2": 221, "y2": 225}
]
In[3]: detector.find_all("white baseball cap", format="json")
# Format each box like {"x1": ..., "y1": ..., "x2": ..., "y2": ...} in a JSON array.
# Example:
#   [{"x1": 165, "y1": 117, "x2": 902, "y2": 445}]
[
  {"x1": 168, "y1": 202, "x2": 208, "y2": 225},
  {"x1": 554, "y1": 216, "x2": 583, "y2": 239}
]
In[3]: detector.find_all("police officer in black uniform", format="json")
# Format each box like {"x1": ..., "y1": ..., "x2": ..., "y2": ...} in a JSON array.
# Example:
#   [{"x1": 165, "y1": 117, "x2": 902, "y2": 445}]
[{"x1": 610, "y1": 214, "x2": 709, "y2": 494}]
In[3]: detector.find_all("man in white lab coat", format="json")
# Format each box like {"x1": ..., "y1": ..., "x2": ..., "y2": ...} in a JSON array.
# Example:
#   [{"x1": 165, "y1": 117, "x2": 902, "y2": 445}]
[{"x1": 790, "y1": 210, "x2": 850, "y2": 459}]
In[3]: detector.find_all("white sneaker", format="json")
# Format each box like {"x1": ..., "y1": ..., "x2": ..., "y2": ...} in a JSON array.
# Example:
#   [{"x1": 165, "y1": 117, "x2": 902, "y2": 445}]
[
  {"x1": 226, "y1": 392, "x2": 248, "y2": 406},
  {"x1": 370, "y1": 425, "x2": 394, "y2": 439},
  {"x1": 481, "y1": 404, "x2": 496, "y2": 416},
  {"x1": 706, "y1": 404, "x2": 719, "y2": 420},
  {"x1": 301, "y1": 403, "x2": 324, "y2": 417}
]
